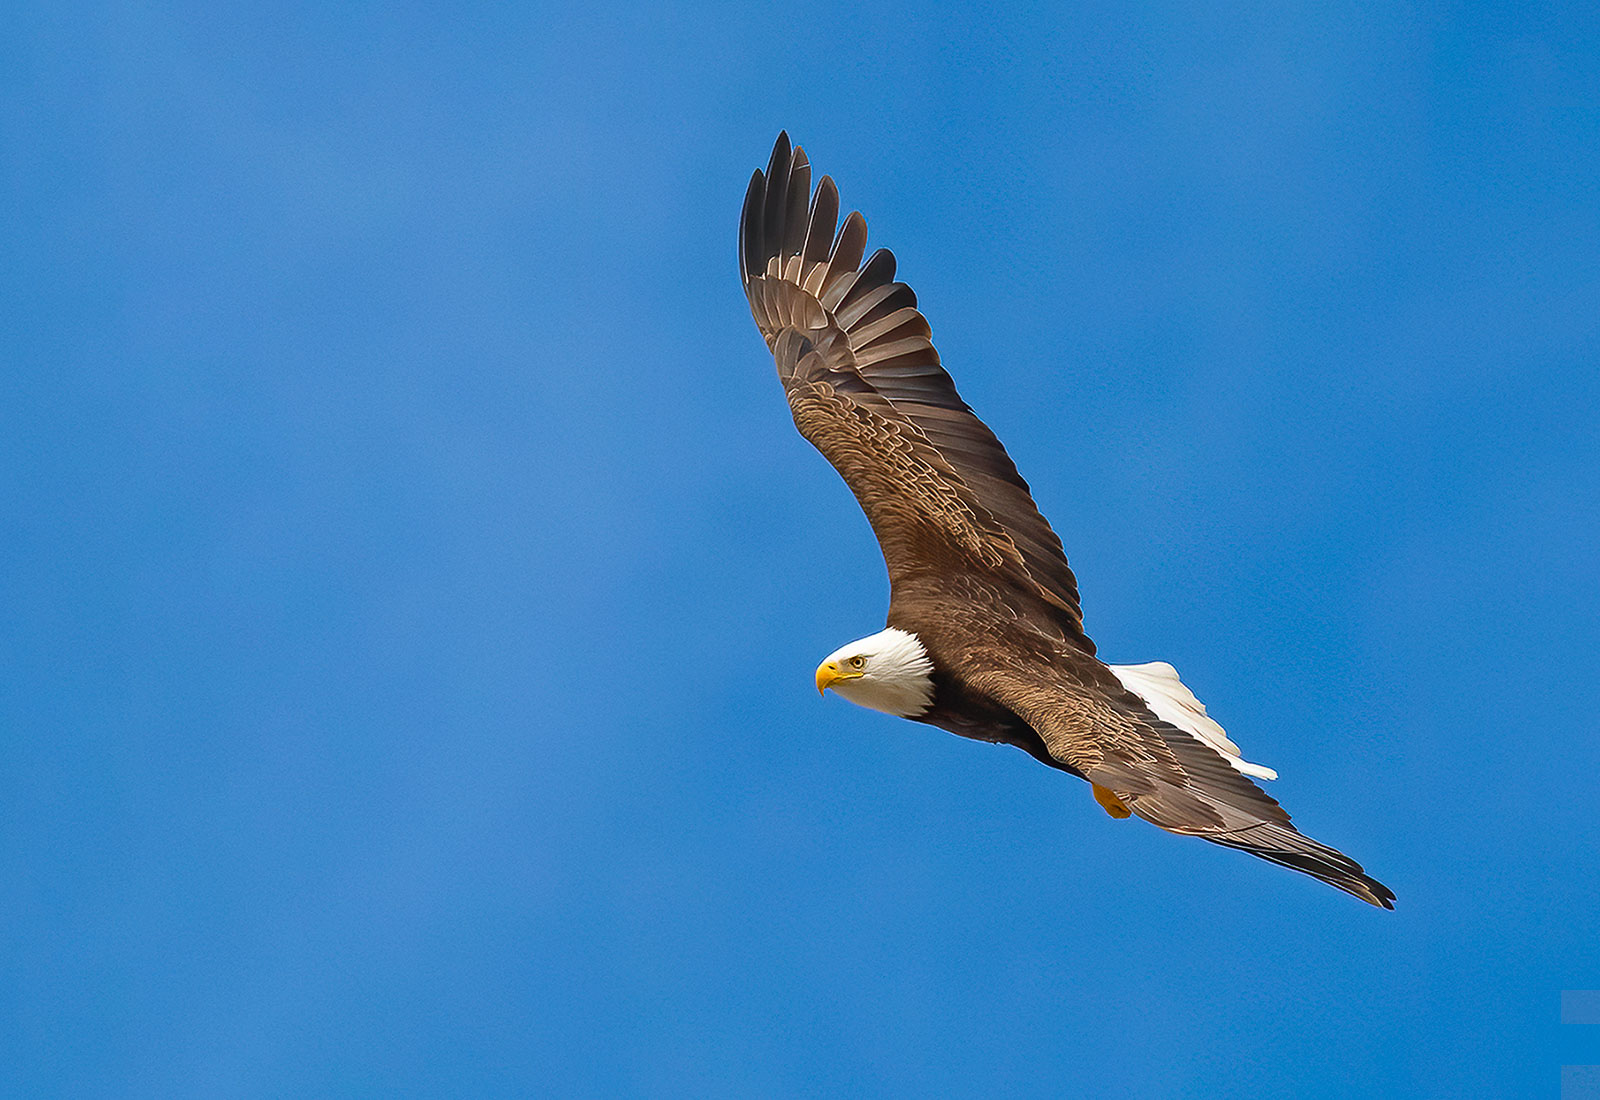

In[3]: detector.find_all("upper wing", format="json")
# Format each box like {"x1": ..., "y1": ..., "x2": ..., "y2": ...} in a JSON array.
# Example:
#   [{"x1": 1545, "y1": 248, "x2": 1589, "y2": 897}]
[
  {"x1": 741, "y1": 132, "x2": 1094, "y2": 654},
  {"x1": 974, "y1": 662, "x2": 1395, "y2": 908}
]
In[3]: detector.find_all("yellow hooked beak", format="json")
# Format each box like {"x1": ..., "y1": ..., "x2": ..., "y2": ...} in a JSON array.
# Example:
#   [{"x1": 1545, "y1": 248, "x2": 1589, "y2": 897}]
[{"x1": 815, "y1": 660, "x2": 863, "y2": 695}]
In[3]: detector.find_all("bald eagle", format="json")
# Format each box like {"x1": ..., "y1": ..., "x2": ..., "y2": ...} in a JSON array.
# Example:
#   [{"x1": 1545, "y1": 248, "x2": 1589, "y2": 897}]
[{"x1": 740, "y1": 133, "x2": 1394, "y2": 909}]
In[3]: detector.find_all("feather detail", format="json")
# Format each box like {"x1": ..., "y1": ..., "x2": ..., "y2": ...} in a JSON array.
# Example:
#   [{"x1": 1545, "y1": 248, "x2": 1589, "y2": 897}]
[{"x1": 1109, "y1": 662, "x2": 1278, "y2": 780}]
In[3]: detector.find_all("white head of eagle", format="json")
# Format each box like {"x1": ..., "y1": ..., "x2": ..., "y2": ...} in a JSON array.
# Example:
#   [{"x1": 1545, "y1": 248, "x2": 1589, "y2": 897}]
[{"x1": 814, "y1": 627, "x2": 935, "y2": 719}]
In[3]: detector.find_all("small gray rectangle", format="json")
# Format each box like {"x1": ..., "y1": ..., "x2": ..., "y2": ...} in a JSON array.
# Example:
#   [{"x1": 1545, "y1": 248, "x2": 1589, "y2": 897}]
[
  {"x1": 1563, "y1": 1065, "x2": 1600, "y2": 1099},
  {"x1": 1565, "y1": 991, "x2": 1600, "y2": 1025}
]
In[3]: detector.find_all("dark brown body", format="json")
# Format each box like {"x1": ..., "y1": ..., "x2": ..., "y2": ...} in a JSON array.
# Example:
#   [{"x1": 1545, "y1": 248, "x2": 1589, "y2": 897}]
[{"x1": 891, "y1": 577, "x2": 1087, "y2": 777}]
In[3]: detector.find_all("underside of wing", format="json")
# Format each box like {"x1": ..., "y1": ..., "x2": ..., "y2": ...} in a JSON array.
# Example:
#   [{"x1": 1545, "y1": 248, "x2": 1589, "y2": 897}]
[
  {"x1": 1122, "y1": 713, "x2": 1395, "y2": 910},
  {"x1": 981, "y1": 665, "x2": 1395, "y2": 908},
  {"x1": 769, "y1": 328, "x2": 1029, "y2": 584},
  {"x1": 740, "y1": 132, "x2": 1093, "y2": 653}
]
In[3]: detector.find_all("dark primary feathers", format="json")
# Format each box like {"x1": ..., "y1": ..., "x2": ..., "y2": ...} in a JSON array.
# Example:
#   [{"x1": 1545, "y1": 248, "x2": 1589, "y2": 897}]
[{"x1": 739, "y1": 132, "x2": 1394, "y2": 910}]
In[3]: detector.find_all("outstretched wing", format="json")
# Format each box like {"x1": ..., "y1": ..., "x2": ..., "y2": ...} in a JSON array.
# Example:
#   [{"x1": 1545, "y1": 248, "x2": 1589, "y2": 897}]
[
  {"x1": 975, "y1": 662, "x2": 1395, "y2": 908},
  {"x1": 740, "y1": 132, "x2": 1094, "y2": 654}
]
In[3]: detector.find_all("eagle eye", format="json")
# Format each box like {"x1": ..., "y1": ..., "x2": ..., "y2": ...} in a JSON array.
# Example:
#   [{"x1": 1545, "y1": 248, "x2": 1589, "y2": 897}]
[{"x1": 848, "y1": 655, "x2": 866, "y2": 669}]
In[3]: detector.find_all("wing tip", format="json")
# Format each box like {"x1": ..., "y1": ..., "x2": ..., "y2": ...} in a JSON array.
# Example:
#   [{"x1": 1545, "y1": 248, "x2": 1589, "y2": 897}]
[
  {"x1": 1343, "y1": 876, "x2": 1397, "y2": 910},
  {"x1": 1211, "y1": 829, "x2": 1397, "y2": 909},
  {"x1": 743, "y1": 134, "x2": 874, "y2": 282}
]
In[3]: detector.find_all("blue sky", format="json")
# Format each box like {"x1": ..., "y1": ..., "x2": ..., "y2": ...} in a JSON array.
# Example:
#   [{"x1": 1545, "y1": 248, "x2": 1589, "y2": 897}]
[{"x1": 5, "y1": 1, "x2": 1598, "y2": 1096}]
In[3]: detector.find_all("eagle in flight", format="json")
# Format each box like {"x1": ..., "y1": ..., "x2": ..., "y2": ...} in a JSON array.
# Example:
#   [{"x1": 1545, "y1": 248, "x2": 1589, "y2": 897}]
[{"x1": 740, "y1": 132, "x2": 1394, "y2": 908}]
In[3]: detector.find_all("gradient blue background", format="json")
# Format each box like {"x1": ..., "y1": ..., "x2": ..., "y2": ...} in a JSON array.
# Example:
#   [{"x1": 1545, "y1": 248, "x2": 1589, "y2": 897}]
[{"x1": 5, "y1": 2, "x2": 1598, "y2": 1096}]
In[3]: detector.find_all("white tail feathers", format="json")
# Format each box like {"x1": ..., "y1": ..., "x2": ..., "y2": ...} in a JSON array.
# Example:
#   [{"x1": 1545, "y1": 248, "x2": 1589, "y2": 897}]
[{"x1": 1108, "y1": 661, "x2": 1279, "y2": 781}]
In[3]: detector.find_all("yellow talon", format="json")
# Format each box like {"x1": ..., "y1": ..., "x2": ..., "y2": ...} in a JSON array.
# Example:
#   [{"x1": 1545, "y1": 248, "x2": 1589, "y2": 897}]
[{"x1": 1093, "y1": 784, "x2": 1132, "y2": 819}]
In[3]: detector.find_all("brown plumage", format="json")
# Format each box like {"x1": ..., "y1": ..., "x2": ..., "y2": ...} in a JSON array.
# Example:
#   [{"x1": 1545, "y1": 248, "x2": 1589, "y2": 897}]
[{"x1": 740, "y1": 132, "x2": 1394, "y2": 909}]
